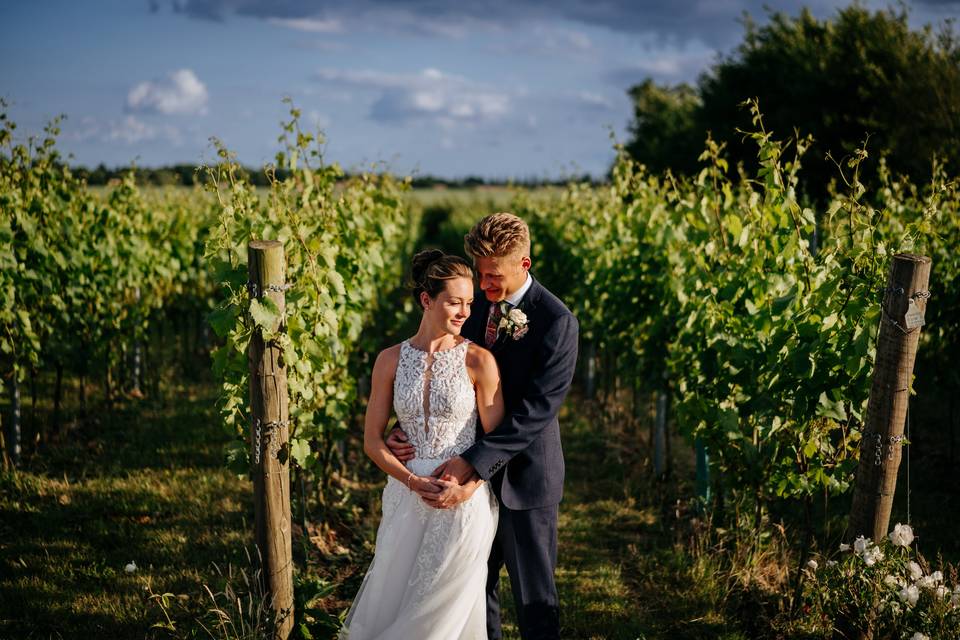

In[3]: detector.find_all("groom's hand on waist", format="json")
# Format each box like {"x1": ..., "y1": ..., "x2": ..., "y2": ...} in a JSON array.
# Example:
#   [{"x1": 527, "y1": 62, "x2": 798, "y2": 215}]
[
  {"x1": 385, "y1": 426, "x2": 415, "y2": 462},
  {"x1": 430, "y1": 456, "x2": 476, "y2": 485}
]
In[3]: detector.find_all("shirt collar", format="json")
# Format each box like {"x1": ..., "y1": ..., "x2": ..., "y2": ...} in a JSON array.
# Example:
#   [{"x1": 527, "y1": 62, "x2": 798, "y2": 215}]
[{"x1": 504, "y1": 272, "x2": 533, "y2": 307}]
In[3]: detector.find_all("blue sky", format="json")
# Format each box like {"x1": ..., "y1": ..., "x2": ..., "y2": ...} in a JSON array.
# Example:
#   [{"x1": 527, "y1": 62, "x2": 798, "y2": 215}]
[{"x1": 1, "y1": 0, "x2": 956, "y2": 179}]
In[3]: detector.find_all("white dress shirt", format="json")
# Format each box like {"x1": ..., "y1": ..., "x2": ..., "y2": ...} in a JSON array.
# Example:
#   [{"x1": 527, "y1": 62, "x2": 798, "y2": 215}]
[{"x1": 504, "y1": 272, "x2": 533, "y2": 308}]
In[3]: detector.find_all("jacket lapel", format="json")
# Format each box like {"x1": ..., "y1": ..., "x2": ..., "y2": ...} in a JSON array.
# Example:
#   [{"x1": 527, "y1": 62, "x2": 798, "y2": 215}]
[{"x1": 490, "y1": 276, "x2": 541, "y2": 354}]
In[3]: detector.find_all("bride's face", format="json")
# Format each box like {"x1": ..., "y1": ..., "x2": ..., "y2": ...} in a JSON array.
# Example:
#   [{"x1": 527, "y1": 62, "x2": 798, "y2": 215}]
[{"x1": 423, "y1": 276, "x2": 473, "y2": 335}]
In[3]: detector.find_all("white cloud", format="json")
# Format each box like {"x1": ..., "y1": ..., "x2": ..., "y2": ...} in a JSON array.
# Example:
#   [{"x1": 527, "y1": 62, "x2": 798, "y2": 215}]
[
  {"x1": 363, "y1": 9, "x2": 485, "y2": 39},
  {"x1": 315, "y1": 67, "x2": 511, "y2": 127},
  {"x1": 551, "y1": 26, "x2": 593, "y2": 52},
  {"x1": 106, "y1": 116, "x2": 158, "y2": 143},
  {"x1": 577, "y1": 91, "x2": 614, "y2": 109},
  {"x1": 108, "y1": 116, "x2": 183, "y2": 145},
  {"x1": 608, "y1": 48, "x2": 717, "y2": 85},
  {"x1": 126, "y1": 69, "x2": 209, "y2": 116},
  {"x1": 315, "y1": 67, "x2": 411, "y2": 88},
  {"x1": 70, "y1": 115, "x2": 182, "y2": 146},
  {"x1": 487, "y1": 24, "x2": 595, "y2": 58},
  {"x1": 68, "y1": 116, "x2": 103, "y2": 142},
  {"x1": 267, "y1": 17, "x2": 342, "y2": 33},
  {"x1": 163, "y1": 0, "x2": 808, "y2": 49}
]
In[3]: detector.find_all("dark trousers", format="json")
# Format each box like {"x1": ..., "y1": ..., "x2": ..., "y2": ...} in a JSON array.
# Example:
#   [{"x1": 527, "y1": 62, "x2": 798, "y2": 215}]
[{"x1": 486, "y1": 503, "x2": 559, "y2": 640}]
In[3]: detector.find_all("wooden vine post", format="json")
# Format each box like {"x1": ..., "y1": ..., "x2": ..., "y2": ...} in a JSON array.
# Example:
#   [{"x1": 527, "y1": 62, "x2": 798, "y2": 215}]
[
  {"x1": 848, "y1": 253, "x2": 931, "y2": 544},
  {"x1": 247, "y1": 240, "x2": 294, "y2": 638}
]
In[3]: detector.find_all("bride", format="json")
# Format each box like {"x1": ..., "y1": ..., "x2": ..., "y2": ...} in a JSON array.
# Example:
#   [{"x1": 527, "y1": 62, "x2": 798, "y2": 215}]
[{"x1": 339, "y1": 250, "x2": 503, "y2": 640}]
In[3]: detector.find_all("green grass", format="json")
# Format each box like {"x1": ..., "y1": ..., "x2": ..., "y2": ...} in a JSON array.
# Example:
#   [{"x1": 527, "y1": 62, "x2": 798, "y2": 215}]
[
  {"x1": 542, "y1": 409, "x2": 746, "y2": 640},
  {"x1": 1, "y1": 382, "x2": 749, "y2": 639},
  {"x1": 14, "y1": 376, "x2": 954, "y2": 639},
  {"x1": 0, "y1": 384, "x2": 251, "y2": 639}
]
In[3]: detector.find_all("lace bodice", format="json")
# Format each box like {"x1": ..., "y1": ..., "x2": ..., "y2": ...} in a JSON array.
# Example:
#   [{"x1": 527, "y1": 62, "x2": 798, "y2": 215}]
[{"x1": 393, "y1": 339, "x2": 478, "y2": 460}]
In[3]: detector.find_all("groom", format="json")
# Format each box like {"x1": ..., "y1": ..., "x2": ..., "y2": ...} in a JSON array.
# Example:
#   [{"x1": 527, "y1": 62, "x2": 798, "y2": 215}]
[{"x1": 388, "y1": 212, "x2": 579, "y2": 640}]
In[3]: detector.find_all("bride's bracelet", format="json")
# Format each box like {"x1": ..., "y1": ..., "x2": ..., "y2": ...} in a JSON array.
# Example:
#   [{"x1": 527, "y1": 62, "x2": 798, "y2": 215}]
[{"x1": 405, "y1": 472, "x2": 415, "y2": 491}]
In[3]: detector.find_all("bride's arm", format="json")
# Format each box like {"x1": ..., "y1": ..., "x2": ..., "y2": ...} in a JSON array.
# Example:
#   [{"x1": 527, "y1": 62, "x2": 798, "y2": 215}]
[
  {"x1": 469, "y1": 344, "x2": 504, "y2": 434},
  {"x1": 363, "y1": 347, "x2": 440, "y2": 498}
]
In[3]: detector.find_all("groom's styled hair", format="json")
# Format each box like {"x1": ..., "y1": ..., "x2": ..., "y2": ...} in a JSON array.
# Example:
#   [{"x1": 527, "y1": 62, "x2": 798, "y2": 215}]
[{"x1": 464, "y1": 212, "x2": 531, "y2": 259}]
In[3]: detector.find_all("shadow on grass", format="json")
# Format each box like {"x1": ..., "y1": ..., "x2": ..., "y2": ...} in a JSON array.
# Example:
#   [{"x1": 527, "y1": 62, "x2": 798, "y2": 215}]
[{"x1": 0, "y1": 383, "x2": 250, "y2": 639}]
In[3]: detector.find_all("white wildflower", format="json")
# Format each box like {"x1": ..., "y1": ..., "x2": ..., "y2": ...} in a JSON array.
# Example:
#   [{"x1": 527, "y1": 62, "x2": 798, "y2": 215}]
[
  {"x1": 917, "y1": 572, "x2": 944, "y2": 590},
  {"x1": 909, "y1": 632, "x2": 929, "y2": 640},
  {"x1": 853, "y1": 535, "x2": 870, "y2": 555},
  {"x1": 124, "y1": 561, "x2": 137, "y2": 574},
  {"x1": 917, "y1": 574, "x2": 937, "y2": 590},
  {"x1": 934, "y1": 585, "x2": 949, "y2": 600},
  {"x1": 888, "y1": 522, "x2": 915, "y2": 547},
  {"x1": 883, "y1": 574, "x2": 899, "y2": 588},
  {"x1": 806, "y1": 559, "x2": 818, "y2": 571},
  {"x1": 839, "y1": 542, "x2": 851, "y2": 552},
  {"x1": 826, "y1": 560, "x2": 837, "y2": 567},
  {"x1": 862, "y1": 545, "x2": 884, "y2": 566},
  {"x1": 898, "y1": 584, "x2": 920, "y2": 607},
  {"x1": 907, "y1": 561, "x2": 923, "y2": 581}
]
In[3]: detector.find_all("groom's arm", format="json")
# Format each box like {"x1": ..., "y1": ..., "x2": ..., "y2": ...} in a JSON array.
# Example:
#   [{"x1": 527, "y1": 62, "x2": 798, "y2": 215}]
[{"x1": 460, "y1": 312, "x2": 578, "y2": 480}]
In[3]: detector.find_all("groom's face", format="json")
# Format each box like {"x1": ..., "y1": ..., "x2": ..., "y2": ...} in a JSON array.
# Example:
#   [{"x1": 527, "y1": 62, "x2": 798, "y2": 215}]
[{"x1": 474, "y1": 254, "x2": 531, "y2": 302}]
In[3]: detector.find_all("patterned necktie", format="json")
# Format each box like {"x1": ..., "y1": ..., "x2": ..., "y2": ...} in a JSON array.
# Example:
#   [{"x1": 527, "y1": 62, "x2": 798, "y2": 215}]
[{"x1": 484, "y1": 303, "x2": 504, "y2": 348}]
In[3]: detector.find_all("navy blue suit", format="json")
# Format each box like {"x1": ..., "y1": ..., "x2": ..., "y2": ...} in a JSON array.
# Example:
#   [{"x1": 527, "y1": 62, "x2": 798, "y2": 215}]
[{"x1": 461, "y1": 276, "x2": 578, "y2": 640}]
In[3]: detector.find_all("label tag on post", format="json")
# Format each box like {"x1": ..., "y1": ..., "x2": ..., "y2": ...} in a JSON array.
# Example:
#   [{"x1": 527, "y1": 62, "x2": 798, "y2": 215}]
[{"x1": 904, "y1": 298, "x2": 925, "y2": 329}]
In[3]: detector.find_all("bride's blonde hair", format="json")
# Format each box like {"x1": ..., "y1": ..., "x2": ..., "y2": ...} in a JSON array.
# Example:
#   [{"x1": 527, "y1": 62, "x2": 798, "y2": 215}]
[{"x1": 411, "y1": 250, "x2": 473, "y2": 309}]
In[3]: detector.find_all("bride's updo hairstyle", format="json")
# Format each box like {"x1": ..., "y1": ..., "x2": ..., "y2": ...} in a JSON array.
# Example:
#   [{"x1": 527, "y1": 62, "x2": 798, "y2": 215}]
[{"x1": 411, "y1": 249, "x2": 473, "y2": 310}]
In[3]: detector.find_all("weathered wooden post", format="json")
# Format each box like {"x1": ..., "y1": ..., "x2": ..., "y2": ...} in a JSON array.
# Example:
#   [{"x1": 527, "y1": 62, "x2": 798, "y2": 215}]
[
  {"x1": 848, "y1": 254, "x2": 931, "y2": 545},
  {"x1": 247, "y1": 240, "x2": 294, "y2": 639}
]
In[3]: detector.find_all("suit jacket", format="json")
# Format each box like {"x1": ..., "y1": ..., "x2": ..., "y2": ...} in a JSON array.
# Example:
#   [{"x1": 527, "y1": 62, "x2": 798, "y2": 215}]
[{"x1": 461, "y1": 275, "x2": 579, "y2": 510}]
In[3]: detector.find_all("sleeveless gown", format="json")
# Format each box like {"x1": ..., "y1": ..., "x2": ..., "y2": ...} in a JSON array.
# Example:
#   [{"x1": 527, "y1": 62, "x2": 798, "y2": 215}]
[{"x1": 339, "y1": 339, "x2": 499, "y2": 640}]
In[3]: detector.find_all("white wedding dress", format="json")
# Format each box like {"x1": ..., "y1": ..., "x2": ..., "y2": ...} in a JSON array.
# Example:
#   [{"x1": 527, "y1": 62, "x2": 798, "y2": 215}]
[{"x1": 339, "y1": 339, "x2": 499, "y2": 640}]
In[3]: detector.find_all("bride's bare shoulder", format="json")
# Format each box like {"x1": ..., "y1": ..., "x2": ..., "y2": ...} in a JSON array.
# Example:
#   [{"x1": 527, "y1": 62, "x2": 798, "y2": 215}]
[
  {"x1": 376, "y1": 343, "x2": 403, "y2": 364},
  {"x1": 465, "y1": 343, "x2": 498, "y2": 376},
  {"x1": 371, "y1": 343, "x2": 404, "y2": 376}
]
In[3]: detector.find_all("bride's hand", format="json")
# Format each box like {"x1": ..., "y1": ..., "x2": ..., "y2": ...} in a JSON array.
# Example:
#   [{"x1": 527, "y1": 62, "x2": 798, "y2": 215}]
[
  {"x1": 422, "y1": 478, "x2": 475, "y2": 510},
  {"x1": 408, "y1": 475, "x2": 442, "y2": 501}
]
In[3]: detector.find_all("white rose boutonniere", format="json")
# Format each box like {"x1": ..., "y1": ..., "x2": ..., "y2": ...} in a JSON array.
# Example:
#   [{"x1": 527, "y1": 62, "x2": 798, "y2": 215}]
[{"x1": 497, "y1": 303, "x2": 529, "y2": 341}]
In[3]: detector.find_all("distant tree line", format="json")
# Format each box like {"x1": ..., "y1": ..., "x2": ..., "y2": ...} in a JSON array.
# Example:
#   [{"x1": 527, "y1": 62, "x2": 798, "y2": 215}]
[
  {"x1": 72, "y1": 162, "x2": 597, "y2": 189},
  {"x1": 624, "y1": 5, "x2": 960, "y2": 199},
  {"x1": 72, "y1": 163, "x2": 291, "y2": 187}
]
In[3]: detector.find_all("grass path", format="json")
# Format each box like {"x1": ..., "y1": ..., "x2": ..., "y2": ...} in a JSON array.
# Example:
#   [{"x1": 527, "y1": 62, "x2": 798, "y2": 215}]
[
  {"x1": 527, "y1": 410, "x2": 743, "y2": 640},
  {"x1": 2, "y1": 380, "x2": 746, "y2": 639}
]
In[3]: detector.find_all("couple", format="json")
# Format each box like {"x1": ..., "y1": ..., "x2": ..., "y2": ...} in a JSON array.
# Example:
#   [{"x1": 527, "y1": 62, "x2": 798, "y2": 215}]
[{"x1": 339, "y1": 213, "x2": 579, "y2": 640}]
